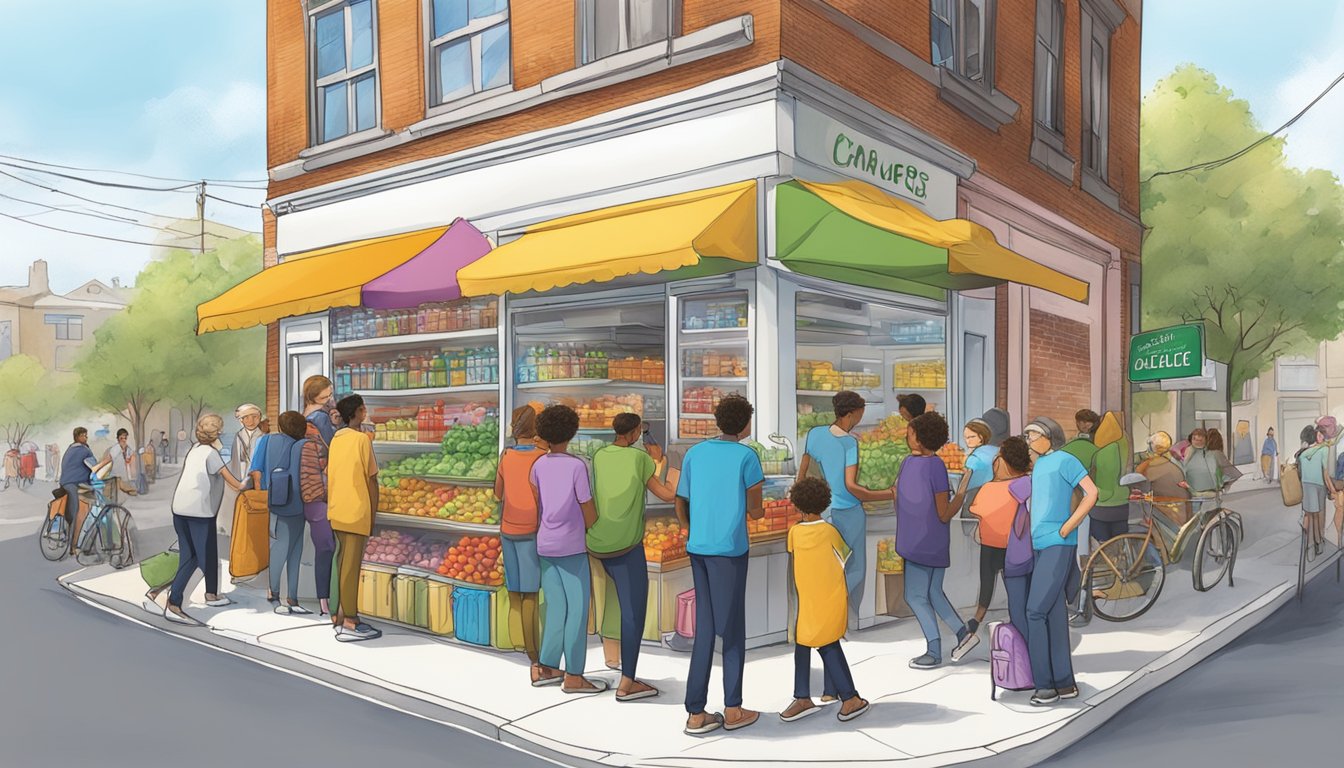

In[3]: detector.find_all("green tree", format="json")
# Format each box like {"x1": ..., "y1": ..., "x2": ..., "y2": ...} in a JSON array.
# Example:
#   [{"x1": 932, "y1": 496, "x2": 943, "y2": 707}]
[
  {"x1": 76, "y1": 236, "x2": 265, "y2": 445},
  {"x1": 0, "y1": 354, "x2": 70, "y2": 449},
  {"x1": 1141, "y1": 65, "x2": 1344, "y2": 420}
]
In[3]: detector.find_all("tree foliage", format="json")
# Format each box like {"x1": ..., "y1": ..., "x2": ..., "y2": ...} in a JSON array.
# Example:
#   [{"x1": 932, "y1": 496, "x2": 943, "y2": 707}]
[
  {"x1": 76, "y1": 236, "x2": 265, "y2": 445},
  {"x1": 0, "y1": 354, "x2": 70, "y2": 449},
  {"x1": 1141, "y1": 65, "x2": 1344, "y2": 397}
]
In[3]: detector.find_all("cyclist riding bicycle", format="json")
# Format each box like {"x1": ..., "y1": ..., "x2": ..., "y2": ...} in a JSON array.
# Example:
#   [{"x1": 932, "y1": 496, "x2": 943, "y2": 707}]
[{"x1": 58, "y1": 427, "x2": 112, "y2": 555}]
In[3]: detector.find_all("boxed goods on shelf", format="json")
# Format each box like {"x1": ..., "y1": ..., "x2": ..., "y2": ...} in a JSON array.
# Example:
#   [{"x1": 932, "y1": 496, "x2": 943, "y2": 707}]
[
  {"x1": 682, "y1": 386, "x2": 736, "y2": 414},
  {"x1": 517, "y1": 344, "x2": 665, "y2": 384},
  {"x1": 359, "y1": 568, "x2": 395, "y2": 619},
  {"x1": 336, "y1": 346, "x2": 499, "y2": 392},
  {"x1": 644, "y1": 519, "x2": 687, "y2": 563},
  {"x1": 428, "y1": 581, "x2": 454, "y2": 636},
  {"x1": 395, "y1": 575, "x2": 430, "y2": 628},
  {"x1": 330, "y1": 298, "x2": 498, "y2": 343},
  {"x1": 683, "y1": 300, "x2": 747, "y2": 329},
  {"x1": 575, "y1": 394, "x2": 644, "y2": 429},
  {"x1": 679, "y1": 418, "x2": 718, "y2": 438},
  {"x1": 608, "y1": 356, "x2": 665, "y2": 383},
  {"x1": 796, "y1": 360, "x2": 842, "y2": 391},
  {"x1": 682, "y1": 350, "x2": 747, "y2": 378},
  {"x1": 749, "y1": 497, "x2": 801, "y2": 537},
  {"x1": 840, "y1": 371, "x2": 881, "y2": 389},
  {"x1": 892, "y1": 360, "x2": 946, "y2": 389}
]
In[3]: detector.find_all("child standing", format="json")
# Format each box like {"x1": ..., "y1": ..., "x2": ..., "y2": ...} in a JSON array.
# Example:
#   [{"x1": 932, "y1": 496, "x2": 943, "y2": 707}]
[
  {"x1": 895, "y1": 412, "x2": 978, "y2": 668},
  {"x1": 780, "y1": 477, "x2": 869, "y2": 724},
  {"x1": 968, "y1": 436, "x2": 1034, "y2": 639}
]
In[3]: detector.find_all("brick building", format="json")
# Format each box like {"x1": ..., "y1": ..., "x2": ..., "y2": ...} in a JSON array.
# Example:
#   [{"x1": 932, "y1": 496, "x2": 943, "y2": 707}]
[{"x1": 203, "y1": 1, "x2": 1143, "y2": 640}]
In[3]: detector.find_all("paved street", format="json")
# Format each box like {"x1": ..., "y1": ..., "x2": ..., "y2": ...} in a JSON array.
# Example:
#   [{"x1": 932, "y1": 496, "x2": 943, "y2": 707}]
[{"x1": 0, "y1": 494, "x2": 556, "y2": 768}]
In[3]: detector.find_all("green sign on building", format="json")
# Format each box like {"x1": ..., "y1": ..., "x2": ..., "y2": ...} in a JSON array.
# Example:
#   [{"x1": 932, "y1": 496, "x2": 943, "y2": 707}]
[{"x1": 1128, "y1": 324, "x2": 1205, "y2": 382}]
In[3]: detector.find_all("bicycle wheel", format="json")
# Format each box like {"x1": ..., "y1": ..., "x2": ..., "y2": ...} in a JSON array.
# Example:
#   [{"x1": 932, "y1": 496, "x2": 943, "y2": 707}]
[
  {"x1": 38, "y1": 513, "x2": 70, "y2": 562},
  {"x1": 1087, "y1": 534, "x2": 1165, "y2": 622},
  {"x1": 1193, "y1": 516, "x2": 1238, "y2": 591},
  {"x1": 106, "y1": 506, "x2": 136, "y2": 570}
]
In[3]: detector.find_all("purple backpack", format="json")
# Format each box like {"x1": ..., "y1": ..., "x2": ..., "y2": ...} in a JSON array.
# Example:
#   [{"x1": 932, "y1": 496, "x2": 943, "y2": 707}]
[{"x1": 990, "y1": 621, "x2": 1034, "y2": 700}]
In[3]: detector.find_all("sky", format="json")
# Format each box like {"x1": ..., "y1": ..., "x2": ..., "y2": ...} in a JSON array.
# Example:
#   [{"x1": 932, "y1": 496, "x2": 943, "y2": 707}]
[{"x1": 2, "y1": 1, "x2": 1343, "y2": 294}]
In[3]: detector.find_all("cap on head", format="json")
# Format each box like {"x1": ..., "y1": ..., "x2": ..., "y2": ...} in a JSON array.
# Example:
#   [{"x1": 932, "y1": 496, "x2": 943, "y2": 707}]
[
  {"x1": 980, "y1": 408, "x2": 1011, "y2": 446},
  {"x1": 1025, "y1": 416, "x2": 1066, "y2": 450}
]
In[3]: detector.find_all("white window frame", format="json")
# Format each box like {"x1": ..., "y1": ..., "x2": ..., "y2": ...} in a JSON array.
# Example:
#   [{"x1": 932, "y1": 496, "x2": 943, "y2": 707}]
[
  {"x1": 309, "y1": 0, "x2": 381, "y2": 146},
  {"x1": 425, "y1": 1, "x2": 512, "y2": 109},
  {"x1": 930, "y1": 0, "x2": 996, "y2": 87},
  {"x1": 1033, "y1": 0, "x2": 1064, "y2": 133},
  {"x1": 578, "y1": 0, "x2": 682, "y2": 65},
  {"x1": 44, "y1": 314, "x2": 83, "y2": 341},
  {"x1": 1277, "y1": 356, "x2": 1321, "y2": 393},
  {"x1": 1080, "y1": 4, "x2": 1112, "y2": 179}
]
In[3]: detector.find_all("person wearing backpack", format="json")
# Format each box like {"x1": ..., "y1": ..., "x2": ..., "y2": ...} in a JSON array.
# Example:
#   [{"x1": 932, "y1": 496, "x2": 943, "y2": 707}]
[
  {"x1": 981, "y1": 436, "x2": 1034, "y2": 700},
  {"x1": 1297, "y1": 421, "x2": 1338, "y2": 559},
  {"x1": 261, "y1": 412, "x2": 312, "y2": 615},
  {"x1": 966, "y1": 437, "x2": 1034, "y2": 643}
]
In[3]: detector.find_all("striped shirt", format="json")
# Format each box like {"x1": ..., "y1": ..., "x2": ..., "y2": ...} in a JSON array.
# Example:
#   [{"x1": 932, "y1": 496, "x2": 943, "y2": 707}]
[{"x1": 300, "y1": 422, "x2": 328, "y2": 503}]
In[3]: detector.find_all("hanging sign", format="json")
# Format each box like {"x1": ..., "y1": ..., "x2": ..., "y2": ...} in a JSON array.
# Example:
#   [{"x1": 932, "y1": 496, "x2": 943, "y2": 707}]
[{"x1": 1128, "y1": 324, "x2": 1205, "y2": 382}]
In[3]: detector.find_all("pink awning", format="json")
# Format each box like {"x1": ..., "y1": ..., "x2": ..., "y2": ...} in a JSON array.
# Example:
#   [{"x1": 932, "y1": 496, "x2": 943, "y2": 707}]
[{"x1": 361, "y1": 219, "x2": 493, "y2": 308}]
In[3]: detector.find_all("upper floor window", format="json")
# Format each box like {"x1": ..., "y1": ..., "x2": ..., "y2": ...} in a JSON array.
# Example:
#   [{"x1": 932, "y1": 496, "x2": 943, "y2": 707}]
[
  {"x1": 45, "y1": 314, "x2": 83, "y2": 341},
  {"x1": 580, "y1": 0, "x2": 679, "y2": 64},
  {"x1": 429, "y1": 0, "x2": 511, "y2": 106},
  {"x1": 930, "y1": 0, "x2": 994, "y2": 85},
  {"x1": 1033, "y1": 0, "x2": 1064, "y2": 133},
  {"x1": 310, "y1": 0, "x2": 379, "y2": 144},
  {"x1": 1277, "y1": 356, "x2": 1320, "y2": 392},
  {"x1": 1080, "y1": 2, "x2": 1113, "y2": 178}
]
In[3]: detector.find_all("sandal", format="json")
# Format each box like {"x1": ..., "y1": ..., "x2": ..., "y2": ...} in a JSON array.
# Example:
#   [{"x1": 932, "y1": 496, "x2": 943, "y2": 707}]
[
  {"x1": 684, "y1": 712, "x2": 724, "y2": 736},
  {"x1": 615, "y1": 681, "x2": 659, "y2": 702},
  {"x1": 530, "y1": 665, "x2": 563, "y2": 688},
  {"x1": 561, "y1": 677, "x2": 609, "y2": 695}
]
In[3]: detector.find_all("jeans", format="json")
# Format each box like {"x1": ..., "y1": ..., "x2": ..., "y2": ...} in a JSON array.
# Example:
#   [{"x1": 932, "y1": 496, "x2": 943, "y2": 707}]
[
  {"x1": 1089, "y1": 518, "x2": 1130, "y2": 544},
  {"x1": 824, "y1": 506, "x2": 866, "y2": 614},
  {"x1": 685, "y1": 553, "x2": 748, "y2": 714},
  {"x1": 598, "y1": 547, "x2": 650, "y2": 680},
  {"x1": 334, "y1": 531, "x2": 365, "y2": 622},
  {"x1": 977, "y1": 546, "x2": 1007, "y2": 609},
  {"x1": 904, "y1": 561, "x2": 965, "y2": 659},
  {"x1": 268, "y1": 514, "x2": 305, "y2": 600},
  {"x1": 305, "y1": 502, "x2": 335, "y2": 601},
  {"x1": 539, "y1": 553, "x2": 591, "y2": 675},
  {"x1": 1026, "y1": 546, "x2": 1076, "y2": 691},
  {"x1": 794, "y1": 641, "x2": 858, "y2": 701},
  {"x1": 1004, "y1": 573, "x2": 1030, "y2": 641},
  {"x1": 169, "y1": 514, "x2": 218, "y2": 607}
]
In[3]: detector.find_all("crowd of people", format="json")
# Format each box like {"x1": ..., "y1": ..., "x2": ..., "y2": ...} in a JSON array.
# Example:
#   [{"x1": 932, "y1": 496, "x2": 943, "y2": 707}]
[{"x1": 76, "y1": 368, "x2": 1344, "y2": 737}]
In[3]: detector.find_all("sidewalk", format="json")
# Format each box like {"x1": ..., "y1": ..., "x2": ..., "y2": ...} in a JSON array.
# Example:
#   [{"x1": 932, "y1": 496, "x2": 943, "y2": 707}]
[{"x1": 60, "y1": 488, "x2": 1342, "y2": 768}]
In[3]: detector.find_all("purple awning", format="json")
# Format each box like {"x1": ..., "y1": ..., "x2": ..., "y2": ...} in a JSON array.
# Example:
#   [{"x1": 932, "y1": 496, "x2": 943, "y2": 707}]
[{"x1": 361, "y1": 219, "x2": 493, "y2": 308}]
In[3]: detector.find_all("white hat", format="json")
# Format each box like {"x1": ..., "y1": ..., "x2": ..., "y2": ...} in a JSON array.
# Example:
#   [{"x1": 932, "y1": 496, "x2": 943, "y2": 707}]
[{"x1": 235, "y1": 404, "x2": 263, "y2": 419}]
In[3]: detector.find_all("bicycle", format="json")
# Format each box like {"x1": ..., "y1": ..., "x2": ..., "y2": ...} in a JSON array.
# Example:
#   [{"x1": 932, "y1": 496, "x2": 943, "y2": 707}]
[
  {"x1": 1081, "y1": 474, "x2": 1241, "y2": 622},
  {"x1": 39, "y1": 464, "x2": 136, "y2": 569}
]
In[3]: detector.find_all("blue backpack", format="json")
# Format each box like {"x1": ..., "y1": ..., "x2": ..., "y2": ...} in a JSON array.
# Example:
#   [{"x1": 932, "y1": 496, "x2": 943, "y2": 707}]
[{"x1": 265, "y1": 436, "x2": 306, "y2": 517}]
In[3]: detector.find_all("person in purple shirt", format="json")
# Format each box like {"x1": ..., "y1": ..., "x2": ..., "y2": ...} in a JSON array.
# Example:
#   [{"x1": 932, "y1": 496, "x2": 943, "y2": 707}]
[
  {"x1": 529, "y1": 404, "x2": 605, "y2": 695},
  {"x1": 895, "y1": 413, "x2": 977, "y2": 669}
]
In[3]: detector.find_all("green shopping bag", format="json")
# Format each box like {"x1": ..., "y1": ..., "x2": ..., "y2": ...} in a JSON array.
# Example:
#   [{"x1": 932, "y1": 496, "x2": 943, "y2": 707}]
[{"x1": 140, "y1": 551, "x2": 178, "y2": 590}]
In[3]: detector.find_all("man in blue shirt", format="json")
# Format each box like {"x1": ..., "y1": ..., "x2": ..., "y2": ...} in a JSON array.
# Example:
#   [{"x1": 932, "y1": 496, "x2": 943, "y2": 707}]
[
  {"x1": 676, "y1": 394, "x2": 764, "y2": 736},
  {"x1": 796, "y1": 391, "x2": 894, "y2": 625},
  {"x1": 59, "y1": 427, "x2": 111, "y2": 554},
  {"x1": 1023, "y1": 417, "x2": 1098, "y2": 707}
]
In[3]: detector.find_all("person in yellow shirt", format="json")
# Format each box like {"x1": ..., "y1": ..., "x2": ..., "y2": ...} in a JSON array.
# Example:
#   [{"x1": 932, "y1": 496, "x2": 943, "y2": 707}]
[
  {"x1": 327, "y1": 394, "x2": 381, "y2": 643},
  {"x1": 780, "y1": 477, "x2": 869, "y2": 724}
]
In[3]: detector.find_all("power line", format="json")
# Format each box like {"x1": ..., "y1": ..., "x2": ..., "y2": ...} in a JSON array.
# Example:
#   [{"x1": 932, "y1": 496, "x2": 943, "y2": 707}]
[
  {"x1": 0, "y1": 159, "x2": 199, "y2": 192},
  {"x1": 0, "y1": 152, "x2": 268, "y2": 188},
  {"x1": 0, "y1": 191, "x2": 223, "y2": 240},
  {"x1": 204, "y1": 192, "x2": 263, "y2": 209},
  {"x1": 0, "y1": 208, "x2": 202, "y2": 249},
  {"x1": 1144, "y1": 70, "x2": 1344, "y2": 183},
  {"x1": 0, "y1": 168, "x2": 192, "y2": 221}
]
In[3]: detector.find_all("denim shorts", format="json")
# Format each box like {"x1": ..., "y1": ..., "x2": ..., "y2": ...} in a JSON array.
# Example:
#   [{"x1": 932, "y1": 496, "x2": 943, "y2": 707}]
[{"x1": 501, "y1": 534, "x2": 541, "y2": 593}]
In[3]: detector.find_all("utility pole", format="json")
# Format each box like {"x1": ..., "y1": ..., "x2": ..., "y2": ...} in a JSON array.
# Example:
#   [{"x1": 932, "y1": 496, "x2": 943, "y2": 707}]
[{"x1": 196, "y1": 180, "x2": 207, "y2": 254}]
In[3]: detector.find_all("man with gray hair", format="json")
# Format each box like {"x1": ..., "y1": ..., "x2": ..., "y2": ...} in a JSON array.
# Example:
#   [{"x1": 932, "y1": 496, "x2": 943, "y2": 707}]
[{"x1": 231, "y1": 404, "x2": 265, "y2": 479}]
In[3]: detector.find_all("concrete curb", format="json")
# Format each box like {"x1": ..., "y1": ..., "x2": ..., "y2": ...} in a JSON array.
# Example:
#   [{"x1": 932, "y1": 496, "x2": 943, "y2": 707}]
[{"x1": 59, "y1": 549, "x2": 1343, "y2": 768}]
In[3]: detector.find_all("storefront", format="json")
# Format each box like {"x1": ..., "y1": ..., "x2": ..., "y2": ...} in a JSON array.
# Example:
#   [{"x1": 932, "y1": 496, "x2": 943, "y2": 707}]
[{"x1": 201, "y1": 69, "x2": 1093, "y2": 651}]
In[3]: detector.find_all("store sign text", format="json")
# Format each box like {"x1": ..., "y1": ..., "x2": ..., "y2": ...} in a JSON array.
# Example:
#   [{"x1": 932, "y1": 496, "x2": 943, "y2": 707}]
[
  {"x1": 831, "y1": 133, "x2": 930, "y2": 200},
  {"x1": 1128, "y1": 324, "x2": 1204, "y2": 383}
]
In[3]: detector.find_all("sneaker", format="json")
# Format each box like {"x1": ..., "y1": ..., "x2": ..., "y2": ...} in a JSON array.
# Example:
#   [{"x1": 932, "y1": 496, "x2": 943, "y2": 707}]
[
  {"x1": 274, "y1": 604, "x2": 292, "y2": 615},
  {"x1": 164, "y1": 607, "x2": 205, "y2": 627},
  {"x1": 286, "y1": 603, "x2": 313, "y2": 615},
  {"x1": 1069, "y1": 612, "x2": 1091, "y2": 628},
  {"x1": 204, "y1": 596, "x2": 235, "y2": 608},
  {"x1": 951, "y1": 629, "x2": 981, "y2": 662},
  {"x1": 1030, "y1": 689, "x2": 1060, "y2": 706},
  {"x1": 1056, "y1": 685, "x2": 1080, "y2": 700},
  {"x1": 779, "y1": 699, "x2": 820, "y2": 723},
  {"x1": 335, "y1": 623, "x2": 382, "y2": 642},
  {"x1": 908, "y1": 654, "x2": 941, "y2": 670}
]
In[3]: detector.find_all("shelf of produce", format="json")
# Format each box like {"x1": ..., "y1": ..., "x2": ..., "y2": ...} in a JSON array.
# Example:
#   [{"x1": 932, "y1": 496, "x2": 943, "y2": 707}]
[
  {"x1": 679, "y1": 326, "x2": 748, "y2": 336},
  {"x1": 360, "y1": 384, "x2": 499, "y2": 398},
  {"x1": 796, "y1": 389, "x2": 883, "y2": 399},
  {"x1": 681, "y1": 376, "x2": 748, "y2": 384},
  {"x1": 395, "y1": 565, "x2": 503, "y2": 591},
  {"x1": 331, "y1": 327, "x2": 497, "y2": 351},
  {"x1": 394, "y1": 474, "x2": 494, "y2": 486},
  {"x1": 373, "y1": 442, "x2": 444, "y2": 452},
  {"x1": 374, "y1": 513, "x2": 501, "y2": 534},
  {"x1": 516, "y1": 379, "x2": 663, "y2": 391}
]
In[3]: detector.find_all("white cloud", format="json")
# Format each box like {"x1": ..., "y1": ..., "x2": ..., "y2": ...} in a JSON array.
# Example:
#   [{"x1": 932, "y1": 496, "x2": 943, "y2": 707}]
[{"x1": 1270, "y1": 7, "x2": 1344, "y2": 178}]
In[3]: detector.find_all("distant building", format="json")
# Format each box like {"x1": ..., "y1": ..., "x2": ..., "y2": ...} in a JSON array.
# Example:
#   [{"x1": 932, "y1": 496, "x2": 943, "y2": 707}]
[{"x1": 0, "y1": 260, "x2": 131, "y2": 373}]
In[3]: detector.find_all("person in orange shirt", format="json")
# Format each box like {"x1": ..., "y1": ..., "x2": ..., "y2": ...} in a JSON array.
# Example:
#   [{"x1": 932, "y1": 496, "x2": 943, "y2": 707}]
[
  {"x1": 494, "y1": 406, "x2": 546, "y2": 681},
  {"x1": 966, "y1": 437, "x2": 1035, "y2": 639}
]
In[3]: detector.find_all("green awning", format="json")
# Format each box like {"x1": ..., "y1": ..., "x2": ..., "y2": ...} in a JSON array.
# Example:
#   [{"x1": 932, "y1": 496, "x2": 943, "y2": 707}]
[{"x1": 774, "y1": 180, "x2": 1089, "y2": 302}]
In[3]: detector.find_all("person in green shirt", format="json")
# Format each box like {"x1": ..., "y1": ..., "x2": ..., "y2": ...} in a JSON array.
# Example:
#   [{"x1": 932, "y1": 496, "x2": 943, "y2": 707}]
[
  {"x1": 1087, "y1": 411, "x2": 1131, "y2": 544},
  {"x1": 589, "y1": 413, "x2": 678, "y2": 702}
]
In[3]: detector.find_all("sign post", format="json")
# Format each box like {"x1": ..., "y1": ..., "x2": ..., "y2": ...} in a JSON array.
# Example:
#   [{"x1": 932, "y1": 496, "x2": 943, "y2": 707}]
[{"x1": 1128, "y1": 324, "x2": 1205, "y2": 383}]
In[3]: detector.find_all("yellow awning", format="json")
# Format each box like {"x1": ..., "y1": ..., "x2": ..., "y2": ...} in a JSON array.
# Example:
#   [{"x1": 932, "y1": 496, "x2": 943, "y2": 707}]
[
  {"x1": 457, "y1": 181, "x2": 757, "y2": 296},
  {"x1": 197, "y1": 227, "x2": 449, "y2": 334},
  {"x1": 791, "y1": 180, "x2": 1089, "y2": 302}
]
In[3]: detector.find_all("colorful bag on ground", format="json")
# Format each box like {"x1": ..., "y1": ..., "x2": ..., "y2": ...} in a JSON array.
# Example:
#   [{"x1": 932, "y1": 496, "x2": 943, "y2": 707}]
[
  {"x1": 675, "y1": 588, "x2": 696, "y2": 638},
  {"x1": 1280, "y1": 462, "x2": 1303, "y2": 507},
  {"x1": 428, "y1": 581, "x2": 454, "y2": 636},
  {"x1": 228, "y1": 490, "x2": 270, "y2": 578},
  {"x1": 140, "y1": 550, "x2": 179, "y2": 590},
  {"x1": 453, "y1": 587, "x2": 491, "y2": 646},
  {"x1": 989, "y1": 621, "x2": 1034, "y2": 700}
]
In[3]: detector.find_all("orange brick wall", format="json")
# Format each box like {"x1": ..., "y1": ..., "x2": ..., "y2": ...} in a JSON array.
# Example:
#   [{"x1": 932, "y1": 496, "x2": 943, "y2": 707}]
[
  {"x1": 267, "y1": 0, "x2": 781, "y2": 196},
  {"x1": 1028, "y1": 308, "x2": 1092, "y2": 437},
  {"x1": 780, "y1": 0, "x2": 1142, "y2": 256}
]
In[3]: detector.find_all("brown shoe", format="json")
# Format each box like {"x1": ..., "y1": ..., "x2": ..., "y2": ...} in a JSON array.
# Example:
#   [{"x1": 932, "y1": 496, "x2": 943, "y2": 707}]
[
  {"x1": 561, "y1": 675, "x2": 609, "y2": 695},
  {"x1": 724, "y1": 707, "x2": 760, "y2": 731},
  {"x1": 684, "y1": 712, "x2": 724, "y2": 736},
  {"x1": 838, "y1": 697, "x2": 870, "y2": 722},
  {"x1": 779, "y1": 699, "x2": 819, "y2": 723}
]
